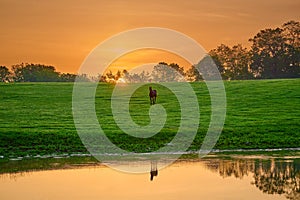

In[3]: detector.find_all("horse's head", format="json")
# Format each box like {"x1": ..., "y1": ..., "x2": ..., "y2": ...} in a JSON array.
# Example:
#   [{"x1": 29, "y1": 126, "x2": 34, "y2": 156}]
[{"x1": 149, "y1": 86, "x2": 152, "y2": 91}]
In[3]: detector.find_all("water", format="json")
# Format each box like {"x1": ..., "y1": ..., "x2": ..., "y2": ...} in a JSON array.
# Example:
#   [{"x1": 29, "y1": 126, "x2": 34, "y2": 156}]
[{"x1": 0, "y1": 154, "x2": 299, "y2": 200}]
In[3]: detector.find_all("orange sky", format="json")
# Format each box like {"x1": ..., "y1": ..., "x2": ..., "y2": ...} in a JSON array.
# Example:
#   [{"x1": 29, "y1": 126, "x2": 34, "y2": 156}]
[{"x1": 0, "y1": 0, "x2": 299, "y2": 73}]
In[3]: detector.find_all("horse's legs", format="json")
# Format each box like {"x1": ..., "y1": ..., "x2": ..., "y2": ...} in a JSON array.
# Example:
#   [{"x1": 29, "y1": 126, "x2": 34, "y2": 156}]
[{"x1": 149, "y1": 96, "x2": 156, "y2": 105}]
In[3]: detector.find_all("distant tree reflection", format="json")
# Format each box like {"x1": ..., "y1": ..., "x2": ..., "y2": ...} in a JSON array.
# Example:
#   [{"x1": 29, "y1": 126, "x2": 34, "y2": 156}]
[{"x1": 204, "y1": 158, "x2": 300, "y2": 200}]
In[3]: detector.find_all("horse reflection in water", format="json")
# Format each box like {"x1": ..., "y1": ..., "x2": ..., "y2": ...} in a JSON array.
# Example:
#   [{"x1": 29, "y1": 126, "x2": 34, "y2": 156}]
[{"x1": 150, "y1": 160, "x2": 158, "y2": 181}]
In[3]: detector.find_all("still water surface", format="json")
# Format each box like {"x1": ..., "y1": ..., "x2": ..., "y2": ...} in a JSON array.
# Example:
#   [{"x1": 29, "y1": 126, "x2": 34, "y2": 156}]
[{"x1": 0, "y1": 155, "x2": 299, "y2": 200}]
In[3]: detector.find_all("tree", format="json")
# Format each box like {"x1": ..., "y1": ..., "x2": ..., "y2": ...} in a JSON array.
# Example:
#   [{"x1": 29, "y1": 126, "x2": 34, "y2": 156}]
[
  {"x1": 249, "y1": 25, "x2": 300, "y2": 78},
  {"x1": 105, "y1": 70, "x2": 115, "y2": 83},
  {"x1": 12, "y1": 63, "x2": 60, "y2": 82},
  {"x1": 138, "y1": 70, "x2": 151, "y2": 82},
  {"x1": 195, "y1": 55, "x2": 223, "y2": 80},
  {"x1": 229, "y1": 45, "x2": 253, "y2": 79},
  {"x1": 282, "y1": 20, "x2": 300, "y2": 48},
  {"x1": 151, "y1": 62, "x2": 185, "y2": 82},
  {"x1": 75, "y1": 73, "x2": 90, "y2": 82},
  {"x1": 209, "y1": 44, "x2": 252, "y2": 80},
  {"x1": 0, "y1": 66, "x2": 10, "y2": 82},
  {"x1": 185, "y1": 65, "x2": 203, "y2": 82},
  {"x1": 121, "y1": 69, "x2": 131, "y2": 82},
  {"x1": 98, "y1": 74, "x2": 107, "y2": 82},
  {"x1": 209, "y1": 44, "x2": 228, "y2": 76},
  {"x1": 115, "y1": 70, "x2": 121, "y2": 81},
  {"x1": 121, "y1": 69, "x2": 150, "y2": 83},
  {"x1": 12, "y1": 63, "x2": 25, "y2": 82},
  {"x1": 207, "y1": 20, "x2": 300, "y2": 79},
  {"x1": 169, "y1": 63, "x2": 185, "y2": 76},
  {"x1": 282, "y1": 20, "x2": 300, "y2": 77},
  {"x1": 130, "y1": 73, "x2": 142, "y2": 82},
  {"x1": 59, "y1": 73, "x2": 76, "y2": 82}
]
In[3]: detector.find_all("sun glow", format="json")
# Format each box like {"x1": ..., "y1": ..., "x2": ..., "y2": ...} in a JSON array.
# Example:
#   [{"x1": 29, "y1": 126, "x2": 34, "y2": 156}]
[
  {"x1": 116, "y1": 78, "x2": 126, "y2": 83},
  {"x1": 105, "y1": 49, "x2": 192, "y2": 73}
]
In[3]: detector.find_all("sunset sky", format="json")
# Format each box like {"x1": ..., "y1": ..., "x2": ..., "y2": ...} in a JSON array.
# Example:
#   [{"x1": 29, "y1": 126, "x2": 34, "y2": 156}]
[{"x1": 0, "y1": 0, "x2": 299, "y2": 73}]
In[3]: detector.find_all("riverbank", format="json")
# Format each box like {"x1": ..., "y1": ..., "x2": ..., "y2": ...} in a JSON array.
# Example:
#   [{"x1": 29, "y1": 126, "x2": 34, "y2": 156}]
[{"x1": 0, "y1": 150, "x2": 299, "y2": 175}]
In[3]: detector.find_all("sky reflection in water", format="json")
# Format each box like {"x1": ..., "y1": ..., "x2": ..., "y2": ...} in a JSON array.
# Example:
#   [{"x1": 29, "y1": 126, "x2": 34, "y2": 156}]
[{"x1": 0, "y1": 155, "x2": 299, "y2": 200}]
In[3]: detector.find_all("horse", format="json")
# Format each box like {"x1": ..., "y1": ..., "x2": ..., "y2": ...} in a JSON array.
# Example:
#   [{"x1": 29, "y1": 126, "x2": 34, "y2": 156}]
[{"x1": 149, "y1": 86, "x2": 157, "y2": 105}]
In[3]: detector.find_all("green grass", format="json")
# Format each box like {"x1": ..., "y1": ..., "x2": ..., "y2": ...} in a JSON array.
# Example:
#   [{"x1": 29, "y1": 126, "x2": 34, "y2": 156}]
[
  {"x1": 219, "y1": 79, "x2": 300, "y2": 149},
  {"x1": 0, "y1": 79, "x2": 299, "y2": 157}
]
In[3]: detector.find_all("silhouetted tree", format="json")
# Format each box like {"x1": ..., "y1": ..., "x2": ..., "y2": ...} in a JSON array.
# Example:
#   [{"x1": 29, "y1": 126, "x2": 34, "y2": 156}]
[
  {"x1": 115, "y1": 70, "x2": 122, "y2": 81},
  {"x1": 59, "y1": 73, "x2": 76, "y2": 82},
  {"x1": 282, "y1": 20, "x2": 300, "y2": 76},
  {"x1": 121, "y1": 69, "x2": 130, "y2": 82},
  {"x1": 75, "y1": 74, "x2": 90, "y2": 82},
  {"x1": 139, "y1": 70, "x2": 151, "y2": 82},
  {"x1": 104, "y1": 70, "x2": 115, "y2": 83},
  {"x1": 151, "y1": 62, "x2": 185, "y2": 82},
  {"x1": 283, "y1": 20, "x2": 300, "y2": 48},
  {"x1": 0, "y1": 66, "x2": 10, "y2": 82},
  {"x1": 131, "y1": 73, "x2": 142, "y2": 82},
  {"x1": 210, "y1": 44, "x2": 253, "y2": 80},
  {"x1": 249, "y1": 23, "x2": 300, "y2": 78},
  {"x1": 185, "y1": 65, "x2": 203, "y2": 81},
  {"x1": 195, "y1": 55, "x2": 223, "y2": 80},
  {"x1": 209, "y1": 44, "x2": 228, "y2": 77},
  {"x1": 11, "y1": 63, "x2": 60, "y2": 82},
  {"x1": 169, "y1": 63, "x2": 185, "y2": 76},
  {"x1": 98, "y1": 74, "x2": 107, "y2": 82},
  {"x1": 121, "y1": 69, "x2": 150, "y2": 83}
]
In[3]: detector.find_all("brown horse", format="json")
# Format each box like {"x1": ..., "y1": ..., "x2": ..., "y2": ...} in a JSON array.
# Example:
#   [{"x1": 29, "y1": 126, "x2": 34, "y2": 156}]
[{"x1": 149, "y1": 86, "x2": 157, "y2": 105}]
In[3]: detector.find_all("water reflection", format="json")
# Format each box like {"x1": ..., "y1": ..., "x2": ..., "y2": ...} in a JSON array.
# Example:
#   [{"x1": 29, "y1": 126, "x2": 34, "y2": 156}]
[
  {"x1": 0, "y1": 155, "x2": 299, "y2": 200},
  {"x1": 0, "y1": 156, "x2": 100, "y2": 180},
  {"x1": 150, "y1": 160, "x2": 158, "y2": 181},
  {"x1": 203, "y1": 157, "x2": 300, "y2": 200}
]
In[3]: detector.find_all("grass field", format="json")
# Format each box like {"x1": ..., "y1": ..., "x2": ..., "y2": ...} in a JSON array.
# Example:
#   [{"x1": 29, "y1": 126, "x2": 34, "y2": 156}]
[{"x1": 0, "y1": 79, "x2": 299, "y2": 158}]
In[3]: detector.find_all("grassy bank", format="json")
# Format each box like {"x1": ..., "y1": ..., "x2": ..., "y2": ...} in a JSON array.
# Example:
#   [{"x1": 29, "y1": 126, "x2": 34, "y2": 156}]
[{"x1": 0, "y1": 79, "x2": 299, "y2": 157}]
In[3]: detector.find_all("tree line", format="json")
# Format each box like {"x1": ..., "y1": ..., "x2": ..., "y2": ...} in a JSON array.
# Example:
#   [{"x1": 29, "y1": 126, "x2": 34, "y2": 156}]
[
  {"x1": 100, "y1": 62, "x2": 186, "y2": 83},
  {"x1": 0, "y1": 63, "x2": 89, "y2": 83},
  {"x1": 210, "y1": 20, "x2": 300, "y2": 80},
  {"x1": 0, "y1": 20, "x2": 299, "y2": 83}
]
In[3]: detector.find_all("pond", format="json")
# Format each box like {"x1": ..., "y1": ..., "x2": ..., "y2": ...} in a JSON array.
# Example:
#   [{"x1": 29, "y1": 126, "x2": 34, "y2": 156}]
[{"x1": 0, "y1": 153, "x2": 299, "y2": 200}]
